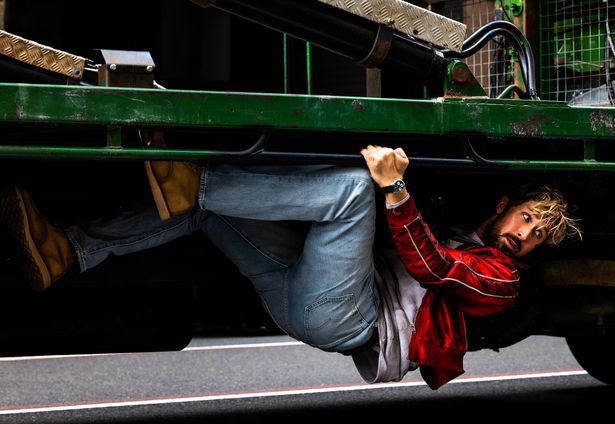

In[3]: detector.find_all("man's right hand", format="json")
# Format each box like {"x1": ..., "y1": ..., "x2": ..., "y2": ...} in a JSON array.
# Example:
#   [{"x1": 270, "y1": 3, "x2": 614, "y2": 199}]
[{"x1": 360, "y1": 145, "x2": 409, "y2": 188}]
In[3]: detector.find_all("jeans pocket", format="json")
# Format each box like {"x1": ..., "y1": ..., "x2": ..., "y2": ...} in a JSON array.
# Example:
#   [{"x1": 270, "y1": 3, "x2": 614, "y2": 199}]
[{"x1": 305, "y1": 294, "x2": 369, "y2": 351}]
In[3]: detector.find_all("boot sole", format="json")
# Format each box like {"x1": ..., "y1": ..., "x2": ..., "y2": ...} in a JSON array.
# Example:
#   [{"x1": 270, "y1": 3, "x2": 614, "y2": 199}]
[{"x1": 0, "y1": 187, "x2": 52, "y2": 290}]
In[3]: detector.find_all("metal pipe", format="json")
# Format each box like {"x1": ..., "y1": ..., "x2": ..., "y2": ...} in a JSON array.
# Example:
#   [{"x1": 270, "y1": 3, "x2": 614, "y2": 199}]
[
  {"x1": 198, "y1": 0, "x2": 449, "y2": 93},
  {"x1": 306, "y1": 42, "x2": 313, "y2": 95},
  {"x1": 3, "y1": 144, "x2": 615, "y2": 172},
  {"x1": 283, "y1": 33, "x2": 289, "y2": 93},
  {"x1": 443, "y1": 20, "x2": 538, "y2": 99}
]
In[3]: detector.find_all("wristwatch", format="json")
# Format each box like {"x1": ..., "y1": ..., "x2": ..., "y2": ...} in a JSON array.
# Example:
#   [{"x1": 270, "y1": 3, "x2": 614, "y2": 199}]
[{"x1": 380, "y1": 179, "x2": 406, "y2": 194}]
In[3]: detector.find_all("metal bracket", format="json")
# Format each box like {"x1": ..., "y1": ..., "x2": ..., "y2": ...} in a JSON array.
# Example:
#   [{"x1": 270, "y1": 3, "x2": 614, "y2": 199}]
[{"x1": 97, "y1": 49, "x2": 156, "y2": 88}]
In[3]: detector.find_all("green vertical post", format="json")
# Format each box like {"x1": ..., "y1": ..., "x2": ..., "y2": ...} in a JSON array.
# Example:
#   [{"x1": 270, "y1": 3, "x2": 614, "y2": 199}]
[
  {"x1": 107, "y1": 126, "x2": 122, "y2": 149},
  {"x1": 283, "y1": 33, "x2": 289, "y2": 94},
  {"x1": 306, "y1": 42, "x2": 313, "y2": 94},
  {"x1": 584, "y1": 139, "x2": 596, "y2": 162}
]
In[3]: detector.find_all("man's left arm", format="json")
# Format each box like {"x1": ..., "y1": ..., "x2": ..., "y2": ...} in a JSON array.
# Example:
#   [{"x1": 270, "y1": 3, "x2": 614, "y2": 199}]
[{"x1": 361, "y1": 145, "x2": 519, "y2": 316}]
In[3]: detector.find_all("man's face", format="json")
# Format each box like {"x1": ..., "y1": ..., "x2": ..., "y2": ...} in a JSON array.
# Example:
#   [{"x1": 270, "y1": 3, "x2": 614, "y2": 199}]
[{"x1": 484, "y1": 199, "x2": 547, "y2": 258}]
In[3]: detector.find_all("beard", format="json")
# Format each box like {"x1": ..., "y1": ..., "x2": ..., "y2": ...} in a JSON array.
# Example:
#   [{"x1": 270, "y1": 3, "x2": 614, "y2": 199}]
[{"x1": 482, "y1": 215, "x2": 521, "y2": 257}]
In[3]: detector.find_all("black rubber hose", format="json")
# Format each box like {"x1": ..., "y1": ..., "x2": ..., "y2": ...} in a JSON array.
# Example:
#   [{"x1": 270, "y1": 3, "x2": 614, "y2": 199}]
[{"x1": 442, "y1": 20, "x2": 538, "y2": 100}]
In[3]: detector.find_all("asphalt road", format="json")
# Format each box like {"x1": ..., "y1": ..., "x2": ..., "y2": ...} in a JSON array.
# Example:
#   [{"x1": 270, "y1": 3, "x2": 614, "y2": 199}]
[{"x1": 0, "y1": 333, "x2": 611, "y2": 423}]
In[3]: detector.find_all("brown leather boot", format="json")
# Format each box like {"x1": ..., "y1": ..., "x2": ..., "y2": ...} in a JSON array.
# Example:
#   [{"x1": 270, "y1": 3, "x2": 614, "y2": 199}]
[
  {"x1": 0, "y1": 186, "x2": 75, "y2": 290},
  {"x1": 143, "y1": 131, "x2": 202, "y2": 220}
]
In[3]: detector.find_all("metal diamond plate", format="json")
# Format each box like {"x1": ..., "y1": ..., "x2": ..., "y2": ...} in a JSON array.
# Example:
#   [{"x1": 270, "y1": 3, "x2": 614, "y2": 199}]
[
  {"x1": 0, "y1": 30, "x2": 86, "y2": 79},
  {"x1": 318, "y1": 0, "x2": 466, "y2": 52}
]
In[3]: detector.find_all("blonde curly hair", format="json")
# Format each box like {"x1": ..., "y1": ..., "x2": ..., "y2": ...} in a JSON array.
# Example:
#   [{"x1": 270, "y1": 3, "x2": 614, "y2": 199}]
[{"x1": 508, "y1": 184, "x2": 582, "y2": 246}]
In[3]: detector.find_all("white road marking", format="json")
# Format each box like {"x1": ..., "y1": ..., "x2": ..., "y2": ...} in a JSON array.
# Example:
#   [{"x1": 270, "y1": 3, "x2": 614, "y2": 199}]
[
  {"x1": 183, "y1": 341, "x2": 304, "y2": 351},
  {"x1": 0, "y1": 369, "x2": 588, "y2": 415},
  {"x1": 0, "y1": 341, "x2": 304, "y2": 362}
]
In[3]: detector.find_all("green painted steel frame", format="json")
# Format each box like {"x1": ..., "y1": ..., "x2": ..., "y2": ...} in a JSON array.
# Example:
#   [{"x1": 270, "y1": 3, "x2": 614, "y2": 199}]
[{"x1": 1, "y1": 82, "x2": 615, "y2": 170}]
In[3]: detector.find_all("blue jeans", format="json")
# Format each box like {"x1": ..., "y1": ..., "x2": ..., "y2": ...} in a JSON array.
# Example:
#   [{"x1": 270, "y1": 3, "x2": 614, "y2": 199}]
[{"x1": 64, "y1": 164, "x2": 379, "y2": 352}]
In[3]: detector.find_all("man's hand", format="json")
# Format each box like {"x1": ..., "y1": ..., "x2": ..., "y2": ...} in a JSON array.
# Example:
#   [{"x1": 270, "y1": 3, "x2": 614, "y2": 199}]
[{"x1": 360, "y1": 145, "x2": 409, "y2": 188}]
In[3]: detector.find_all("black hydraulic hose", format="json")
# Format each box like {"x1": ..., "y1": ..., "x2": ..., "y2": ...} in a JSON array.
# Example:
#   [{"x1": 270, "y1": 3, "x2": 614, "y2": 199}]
[
  {"x1": 442, "y1": 20, "x2": 539, "y2": 100},
  {"x1": 446, "y1": 22, "x2": 530, "y2": 73}
]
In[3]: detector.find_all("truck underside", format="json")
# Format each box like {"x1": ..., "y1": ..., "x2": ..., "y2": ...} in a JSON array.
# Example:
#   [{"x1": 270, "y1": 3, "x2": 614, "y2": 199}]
[{"x1": 1, "y1": 0, "x2": 615, "y2": 385}]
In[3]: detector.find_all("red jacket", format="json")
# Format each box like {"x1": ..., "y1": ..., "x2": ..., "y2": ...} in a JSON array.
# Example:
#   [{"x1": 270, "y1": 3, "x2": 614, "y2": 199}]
[{"x1": 386, "y1": 196, "x2": 521, "y2": 390}]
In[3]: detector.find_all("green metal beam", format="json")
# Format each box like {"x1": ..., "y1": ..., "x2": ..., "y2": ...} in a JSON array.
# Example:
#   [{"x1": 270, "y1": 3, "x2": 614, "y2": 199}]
[
  {"x1": 2, "y1": 83, "x2": 615, "y2": 171},
  {"x1": 1, "y1": 83, "x2": 615, "y2": 139}
]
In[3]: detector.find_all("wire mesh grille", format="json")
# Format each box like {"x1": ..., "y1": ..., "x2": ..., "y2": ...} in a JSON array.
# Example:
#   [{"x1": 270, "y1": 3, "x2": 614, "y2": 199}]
[{"x1": 539, "y1": 0, "x2": 615, "y2": 104}]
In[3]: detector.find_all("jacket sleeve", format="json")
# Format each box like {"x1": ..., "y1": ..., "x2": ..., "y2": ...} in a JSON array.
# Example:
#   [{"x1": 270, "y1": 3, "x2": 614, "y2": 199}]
[{"x1": 386, "y1": 196, "x2": 520, "y2": 316}]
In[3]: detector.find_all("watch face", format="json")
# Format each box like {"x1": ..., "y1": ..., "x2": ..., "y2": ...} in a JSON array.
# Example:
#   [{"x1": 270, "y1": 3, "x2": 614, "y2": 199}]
[{"x1": 381, "y1": 179, "x2": 405, "y2": 193}]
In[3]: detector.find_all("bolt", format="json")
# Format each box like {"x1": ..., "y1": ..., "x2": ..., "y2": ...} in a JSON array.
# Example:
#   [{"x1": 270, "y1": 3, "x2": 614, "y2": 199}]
[{"x1": 452, "y1": 63, "x2": 470, "y2": 83}]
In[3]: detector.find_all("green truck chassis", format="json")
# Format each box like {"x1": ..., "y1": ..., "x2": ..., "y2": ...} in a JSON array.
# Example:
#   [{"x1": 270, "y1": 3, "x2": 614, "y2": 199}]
[{"x1": 1, "y1": 0, "x2": 615, "y2": 388}]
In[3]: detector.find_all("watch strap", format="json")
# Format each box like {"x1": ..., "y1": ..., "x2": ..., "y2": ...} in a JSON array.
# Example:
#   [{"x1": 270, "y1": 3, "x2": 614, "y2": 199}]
[{"x1": 380, "y1": 179, "x2": 405, "y2": 193}]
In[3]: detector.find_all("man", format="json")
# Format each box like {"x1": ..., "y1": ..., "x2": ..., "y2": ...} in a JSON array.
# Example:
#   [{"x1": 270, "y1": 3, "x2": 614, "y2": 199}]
[{"x1": 0, "y1": 145, "x2": 581, "y2": 389}]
